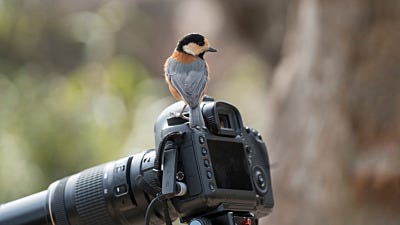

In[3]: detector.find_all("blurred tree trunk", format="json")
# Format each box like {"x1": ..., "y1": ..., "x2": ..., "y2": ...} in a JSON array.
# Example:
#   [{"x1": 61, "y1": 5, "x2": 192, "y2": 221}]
[{"x1": 264, "y1": 0, "x2": 400, "y2": 225}]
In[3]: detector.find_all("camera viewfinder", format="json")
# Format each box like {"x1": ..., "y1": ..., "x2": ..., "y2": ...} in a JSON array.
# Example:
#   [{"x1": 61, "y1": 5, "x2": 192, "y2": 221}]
[
  {"x1": 218, "y1": 114, "x2": 231, "y2": 129},
  {"x1": 203, "y1": 101, "x2": 243, "y2": 137}
]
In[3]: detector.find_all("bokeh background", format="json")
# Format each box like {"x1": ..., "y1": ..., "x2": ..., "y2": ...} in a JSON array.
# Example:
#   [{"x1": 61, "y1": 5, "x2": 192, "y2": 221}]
[{"x1": 0, "y1": 0, "x2": 399, "y2": 224}]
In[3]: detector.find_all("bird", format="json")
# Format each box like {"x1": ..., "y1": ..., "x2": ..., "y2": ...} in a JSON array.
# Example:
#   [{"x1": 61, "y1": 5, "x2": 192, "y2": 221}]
[{"x1": 164, "y1": 33, "x2": 217, "y2": 128}]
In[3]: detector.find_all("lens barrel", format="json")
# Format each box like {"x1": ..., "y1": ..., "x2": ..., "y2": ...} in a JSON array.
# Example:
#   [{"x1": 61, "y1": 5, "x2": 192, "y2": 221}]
[
  {"x1": 0, "y1": 191, "x2": 51, "y2": 225},
  {"x1": 0, "y1": 151, "x2": 165, "y2": 225}
]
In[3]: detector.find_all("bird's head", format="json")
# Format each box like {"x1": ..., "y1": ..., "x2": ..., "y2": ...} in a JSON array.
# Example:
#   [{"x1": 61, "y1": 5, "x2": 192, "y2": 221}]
[{"x1": 176, "y1": 33, "x2": 217, "y2": 58}]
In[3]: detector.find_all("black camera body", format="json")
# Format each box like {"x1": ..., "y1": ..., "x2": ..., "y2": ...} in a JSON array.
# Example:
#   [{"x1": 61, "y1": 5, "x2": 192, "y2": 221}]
[
  {"x1": 152, "y1": 98, "x2": 274, "y2": 222},
  {"x1": 0, "y1": 98, "x2": 273, "y2": 225}
]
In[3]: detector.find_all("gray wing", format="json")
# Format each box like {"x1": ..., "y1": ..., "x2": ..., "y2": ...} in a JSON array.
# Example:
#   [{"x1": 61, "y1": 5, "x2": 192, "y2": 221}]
[{"x1": 166, "y1": 58, "x2": 208, "y2": 108}]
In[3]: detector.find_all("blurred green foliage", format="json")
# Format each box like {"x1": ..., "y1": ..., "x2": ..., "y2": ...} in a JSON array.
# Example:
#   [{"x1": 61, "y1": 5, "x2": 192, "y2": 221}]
[
  {"x1": 0, "y1": 0, "x2": 165, "y2": 202},
  {"x1": 0, "y1": 57, "x2": 155, "y2": 202}
]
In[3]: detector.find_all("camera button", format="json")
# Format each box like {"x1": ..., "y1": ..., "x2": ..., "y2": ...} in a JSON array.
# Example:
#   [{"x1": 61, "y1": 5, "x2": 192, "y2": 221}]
[
  {"x1": 114, "y1": 184, "x2": 128, "y2": 196},
  {"x1": 245, "y1": 145, "x2": 252, "y2": 153},
  {"x1": 245, "y1": 127, "x2": 251, "y2": 133},
  {"x1": 199, "y1": 136, "x2": 205, "y2": 144},
  {"x1": 206, "y1": 171, "x2": 212, "y2": 179},
  {"x1": 204, "y1": 159, "x2": 210, "y2": 167},
  {"x1": 201, "y1": 147, "x2": 208, "y2": 156},
  {"x1": 209, "y1": 183, "x2": 215, "y2": 191},
  {"x1": 257, "y1": 173, "x2": 266, "y2": 188}
]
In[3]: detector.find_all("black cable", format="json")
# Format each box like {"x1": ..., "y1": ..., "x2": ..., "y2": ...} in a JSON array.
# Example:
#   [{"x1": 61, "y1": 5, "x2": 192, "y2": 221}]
[
  {"x1": 162, "y1": 198, "x2": 172, "y2": 225},
  {"x1": 145, "y1": 194, "x2": 165, "y2": 225},
  {"x1": 144, "y1": 193, "x2": 174, "y2": 225}
]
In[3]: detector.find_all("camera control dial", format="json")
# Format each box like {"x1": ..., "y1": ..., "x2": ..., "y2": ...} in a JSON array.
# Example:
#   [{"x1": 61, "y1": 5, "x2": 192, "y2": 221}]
[{"x1": 252, "y1": 166, "x2": 268, "y2": 195}]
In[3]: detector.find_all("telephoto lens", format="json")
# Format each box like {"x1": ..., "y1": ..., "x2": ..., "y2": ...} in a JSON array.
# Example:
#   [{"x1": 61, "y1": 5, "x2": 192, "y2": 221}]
[{"x1": 0, "y1": 151, "x2": 175, "y2": 225}]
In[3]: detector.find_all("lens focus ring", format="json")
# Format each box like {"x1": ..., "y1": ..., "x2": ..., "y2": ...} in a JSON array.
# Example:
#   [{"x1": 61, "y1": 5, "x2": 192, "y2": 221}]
[{"x1": 74, "y1": 165, "x2": 117, "y2": 225}]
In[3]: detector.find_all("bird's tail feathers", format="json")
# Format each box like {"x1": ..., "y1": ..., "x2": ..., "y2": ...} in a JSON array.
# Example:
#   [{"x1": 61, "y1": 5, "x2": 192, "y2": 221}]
[{"x1": 189, "y1": 105, "x2": 205, "y2": 129}]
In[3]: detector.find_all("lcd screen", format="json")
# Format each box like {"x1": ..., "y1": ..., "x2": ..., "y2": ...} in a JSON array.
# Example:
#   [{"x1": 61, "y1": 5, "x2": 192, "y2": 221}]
[{"x1": 207, "y1": 139, "x2": 253, "y2": 190}]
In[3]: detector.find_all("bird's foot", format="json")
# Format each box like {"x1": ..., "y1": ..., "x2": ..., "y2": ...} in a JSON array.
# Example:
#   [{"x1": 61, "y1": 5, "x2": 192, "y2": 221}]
[{"x1": 169, "y1": 111, "x2": 189, "y2": 120}]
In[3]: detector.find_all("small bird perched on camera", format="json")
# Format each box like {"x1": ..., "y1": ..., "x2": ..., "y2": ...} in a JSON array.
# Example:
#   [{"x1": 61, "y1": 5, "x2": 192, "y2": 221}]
[{"x1": 164, "y1": 33, "x2": 217, "y2": 128}]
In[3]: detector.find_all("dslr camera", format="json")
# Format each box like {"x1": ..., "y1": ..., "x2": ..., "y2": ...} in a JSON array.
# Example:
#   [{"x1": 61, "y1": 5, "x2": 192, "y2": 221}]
[{"x1": 0, "y1": 97, "x2": 274, "y2": 225}]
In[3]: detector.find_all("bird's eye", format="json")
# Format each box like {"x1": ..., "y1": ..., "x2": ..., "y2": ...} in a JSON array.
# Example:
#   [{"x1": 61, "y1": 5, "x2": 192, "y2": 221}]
[{"x1": 198, "y1": 41, "x2": 205, "y2": 46}]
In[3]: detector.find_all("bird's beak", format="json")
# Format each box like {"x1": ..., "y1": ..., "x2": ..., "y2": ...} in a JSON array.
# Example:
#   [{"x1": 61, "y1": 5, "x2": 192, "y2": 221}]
[{"x1": 206, "y1": 47, "x2": 217, "y2": 52}]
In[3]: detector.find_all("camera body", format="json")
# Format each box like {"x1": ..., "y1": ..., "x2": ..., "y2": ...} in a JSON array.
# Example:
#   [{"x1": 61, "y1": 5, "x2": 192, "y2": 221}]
[{"x1": 153, "y1": 98, "x2": 274, "y2": 222}]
